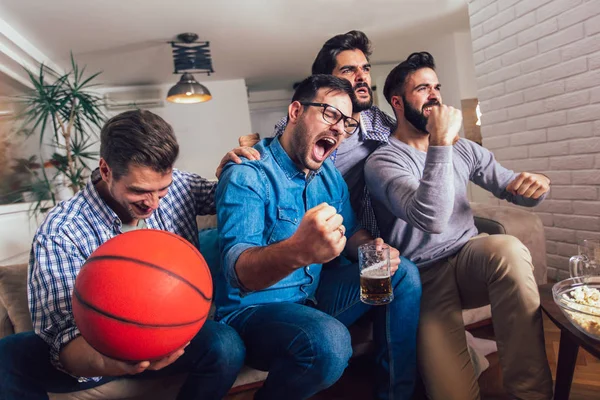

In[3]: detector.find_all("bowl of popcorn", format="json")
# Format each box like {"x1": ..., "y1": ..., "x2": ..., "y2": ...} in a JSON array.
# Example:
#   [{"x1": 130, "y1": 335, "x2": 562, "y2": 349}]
[{"x1": 553, "y1": 276, "x2": 600, "y2": 341}]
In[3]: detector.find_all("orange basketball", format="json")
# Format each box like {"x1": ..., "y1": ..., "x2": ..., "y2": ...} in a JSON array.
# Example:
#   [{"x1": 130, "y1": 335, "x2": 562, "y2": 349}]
[{"x1": 72, "y1": 229, "x2": 213, "y2": 362}]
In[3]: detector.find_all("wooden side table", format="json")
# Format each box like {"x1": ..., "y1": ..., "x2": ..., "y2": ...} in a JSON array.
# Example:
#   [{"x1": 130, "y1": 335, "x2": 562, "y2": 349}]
[{"x1": 538, "y1": 283, "x2": 600, "y2": 400}]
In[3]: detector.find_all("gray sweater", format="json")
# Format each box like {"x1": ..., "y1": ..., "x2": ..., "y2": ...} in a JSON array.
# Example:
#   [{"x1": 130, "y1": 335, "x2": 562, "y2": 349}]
[{"x1": 365, "y1": 137, "x2": 543, "y2": 267}]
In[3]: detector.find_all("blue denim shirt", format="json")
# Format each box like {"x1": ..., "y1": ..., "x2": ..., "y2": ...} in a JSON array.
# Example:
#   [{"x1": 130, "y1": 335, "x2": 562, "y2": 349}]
[{"x1": 214, "y1": 137, "x2": 359, "y2": 322}]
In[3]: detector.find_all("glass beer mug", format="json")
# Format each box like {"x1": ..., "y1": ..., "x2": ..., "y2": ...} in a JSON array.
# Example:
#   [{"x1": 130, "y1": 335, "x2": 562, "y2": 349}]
[
  {"x1": 358, "y1": 243, "x2": 394, "y2": 305},
  {"x1": 569, "y1": 239, "x2": 600, "y2": 277}
]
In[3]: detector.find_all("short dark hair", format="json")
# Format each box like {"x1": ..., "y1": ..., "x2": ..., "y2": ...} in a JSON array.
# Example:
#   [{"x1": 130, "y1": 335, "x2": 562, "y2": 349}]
[
  {"x1": 100, "y1": 110, "x2": 179, "y2": 179},
  {"x1": 291, "y1": 74, "x2": 355, "y2": 105},
  {"x1": 311, "y1": 30, "x2": 372, "y2": 75},
  {"x1": 383, "y1": 52, "x2": 436, "y2": 105}
]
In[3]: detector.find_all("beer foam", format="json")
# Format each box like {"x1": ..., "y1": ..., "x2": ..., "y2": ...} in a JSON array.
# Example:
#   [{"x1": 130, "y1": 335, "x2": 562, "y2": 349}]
[{"x1": 361, "y1": 262, "x2": 390, "y2": 278}]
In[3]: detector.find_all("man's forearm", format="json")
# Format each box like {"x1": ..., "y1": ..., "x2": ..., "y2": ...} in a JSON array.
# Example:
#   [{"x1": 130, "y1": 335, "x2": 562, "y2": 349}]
[
  {"x1": 235, "y1": 239, "x2": 307, "y2": 291},
  {"x1": 59, "y1": 336, "x2": 105, "y2": 377}
]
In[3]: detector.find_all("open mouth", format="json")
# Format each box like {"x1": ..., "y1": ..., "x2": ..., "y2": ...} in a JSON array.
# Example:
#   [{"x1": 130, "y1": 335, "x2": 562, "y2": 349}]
[
  {"x1": 354, "y1": 84, "x2": 370, "y2": 98},
  {"x1": 422, "y1": 101, "x2": 440, "y2": 116},
  {"x1": 133, "y1": 203, "x2": 153, "y2": 216},
  {"x1": 355, "y1": 87, "x2": 369, "y2": 96},
  {"x1": 313, "y1": 136, "x2": 338, "y2": 162}
]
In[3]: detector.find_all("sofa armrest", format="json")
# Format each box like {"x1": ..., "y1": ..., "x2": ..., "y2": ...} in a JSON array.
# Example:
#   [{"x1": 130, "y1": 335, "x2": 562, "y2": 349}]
[
  {"x1": 470, "y1": 203, "x2": 547, "y2": 285},
  {"x1": 473, "y1": 216, "x2": 506, "y2": 236},
  {"x1": 0, "y1": 264, "x2": 33, "y2": 334},
  {"x1": 0, "y1": 302, "x2": 14, "y2": 339}
]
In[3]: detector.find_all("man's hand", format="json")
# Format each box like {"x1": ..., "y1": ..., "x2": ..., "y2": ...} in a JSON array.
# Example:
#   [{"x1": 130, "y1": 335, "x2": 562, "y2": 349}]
[
  {"x1": 289, "y1": 203, "x2": 346, "y2": 266},
  {"x1": 60, "y1": 336, "x2": 188, "y2": 377},
  {"x1": 215, "y1": 146, "x2": 261, "y2": 179},
  {"x1": 505, "y1": 172, "x2": 550, "y2": 199},
  {"x1": 239, "y1": 133, "x2": 261, "y2": 147},
  {"x1": 98, "y1": 344, "x2": 187, "y2": 376},
  {"x1": 371, "y1": 238, "x2": 401, "y2": 275},
  {"x1": 426, "y1": 105, "x2": 462, "y2": 146}
]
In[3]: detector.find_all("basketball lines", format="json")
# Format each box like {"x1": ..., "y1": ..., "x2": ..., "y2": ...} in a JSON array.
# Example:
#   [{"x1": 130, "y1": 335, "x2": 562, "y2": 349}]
[
  {"x1": 86, "y1": 254, "x2": 212, "y2": 301},
  {"x1": 73, "y1": 288, "x2": 206, "y2": 328}
]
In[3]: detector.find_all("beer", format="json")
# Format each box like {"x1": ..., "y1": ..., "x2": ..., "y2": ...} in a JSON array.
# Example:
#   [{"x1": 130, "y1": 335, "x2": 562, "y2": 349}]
[{"x1": 360, "y1": 264, "x2": 393, "y2": 305}]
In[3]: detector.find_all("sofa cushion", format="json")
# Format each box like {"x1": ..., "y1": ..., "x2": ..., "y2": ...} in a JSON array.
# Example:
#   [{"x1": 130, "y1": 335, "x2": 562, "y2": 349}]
[
  {"x1": 48, "y1": 374, "x2": 185, "y2": 400},
  {"x1": 0, "y1": 264, "x2": 33, "y2": 333}
]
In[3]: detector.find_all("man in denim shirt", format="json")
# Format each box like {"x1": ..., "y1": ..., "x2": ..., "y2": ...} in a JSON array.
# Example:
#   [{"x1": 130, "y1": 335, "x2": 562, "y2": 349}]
[
  {"x1": 240, "y1": 31, "x2": 395, "y2": 237},
  {"x1": 215, "y1": 75, "x2": 421, "y2": 400}
]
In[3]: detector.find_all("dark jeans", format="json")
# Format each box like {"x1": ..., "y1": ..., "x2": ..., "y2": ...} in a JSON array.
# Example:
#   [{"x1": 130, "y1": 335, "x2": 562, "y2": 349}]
[
  {"x1": 227, "y1": 257, "x2": 422, "y2": 400},
  {"x1": 0, "y1": 320, "x2": 245, "y2": 400}
]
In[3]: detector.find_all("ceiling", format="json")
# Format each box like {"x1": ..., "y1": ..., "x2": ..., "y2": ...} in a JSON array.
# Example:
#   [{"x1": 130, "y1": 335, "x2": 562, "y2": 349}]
[{"x1": 0, "y1": 0, "x2": 469, "y2": 92}]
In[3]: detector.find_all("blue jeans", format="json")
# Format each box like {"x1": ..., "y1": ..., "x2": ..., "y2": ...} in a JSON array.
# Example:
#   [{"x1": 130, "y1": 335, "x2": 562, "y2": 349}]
[
  {"x1": 0, "y1": 321, "x2": 245, "y2": 400},
  {"x1": 227, "y1": 257, "x2": 421, "y2": 400}
]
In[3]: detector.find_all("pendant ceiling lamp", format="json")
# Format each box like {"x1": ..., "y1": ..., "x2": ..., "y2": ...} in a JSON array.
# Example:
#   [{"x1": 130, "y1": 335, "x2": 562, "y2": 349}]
[{"x1": 167, "y1": 33, "x2": 214, "y2": 104}]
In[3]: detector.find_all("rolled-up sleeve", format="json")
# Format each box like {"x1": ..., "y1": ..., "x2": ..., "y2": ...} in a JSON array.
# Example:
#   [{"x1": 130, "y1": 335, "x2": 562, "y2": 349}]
[{"x1": 216, "y1": 162, "x2": 267, "y2": 290}]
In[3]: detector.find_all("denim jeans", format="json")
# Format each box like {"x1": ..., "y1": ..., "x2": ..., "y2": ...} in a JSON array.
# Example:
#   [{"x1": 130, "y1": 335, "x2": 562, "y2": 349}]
[
  {"x1": 0, "y1": 321, "x2": 245, "y2": 400},
  {"x1": 227, "y1": 257, "x2": 421, "y2": 400}
]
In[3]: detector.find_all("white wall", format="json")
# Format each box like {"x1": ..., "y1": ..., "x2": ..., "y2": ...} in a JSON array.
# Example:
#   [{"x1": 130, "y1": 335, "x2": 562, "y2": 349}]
[
  {"x1": 248, "y1": 88, "x2": 293, "y2": 138},
  {"x1": 0, "y1": 203, "x2": 45, "y2": 264},
  {"x1": 454, "y1": 30, "x2": 479, "y2": 100},
  {"x1": 467, "y1": 0, "x2": 600, "y2": 280},
  {"x1": 99, "y1": 78, "x2": 252, "y2": 179}
]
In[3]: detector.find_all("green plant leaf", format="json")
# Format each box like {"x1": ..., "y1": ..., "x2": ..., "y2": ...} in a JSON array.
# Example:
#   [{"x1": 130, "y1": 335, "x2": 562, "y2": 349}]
[{"x1": 13, "y1": 53, "x2": 105, "y2": 213}]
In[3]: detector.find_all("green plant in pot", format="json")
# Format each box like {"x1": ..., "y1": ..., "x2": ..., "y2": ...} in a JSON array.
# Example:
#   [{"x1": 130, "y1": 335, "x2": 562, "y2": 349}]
[{"x1": 17, "y1": 54, "x2": 105, "y2": 213}]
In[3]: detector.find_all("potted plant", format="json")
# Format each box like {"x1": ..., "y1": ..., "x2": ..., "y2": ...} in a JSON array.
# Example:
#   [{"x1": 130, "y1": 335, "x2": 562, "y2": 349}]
[{"x1": 17, "y1": 54, "x2": 105, "y2": 212}]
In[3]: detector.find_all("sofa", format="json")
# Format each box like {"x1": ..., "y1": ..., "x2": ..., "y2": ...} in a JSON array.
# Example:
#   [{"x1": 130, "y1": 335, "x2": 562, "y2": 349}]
[{"x1": 0, "y1": 203, "x2": 548, "y2": 399}]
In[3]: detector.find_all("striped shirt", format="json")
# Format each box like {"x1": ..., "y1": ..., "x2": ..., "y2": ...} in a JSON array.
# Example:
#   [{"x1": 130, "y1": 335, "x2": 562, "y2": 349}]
[
  {"x1": 28, "y1": 168, "x2": 216, "y2": 379},
  {"x1": 273, "y1": 105, "x2": 394, "y2": 237}
]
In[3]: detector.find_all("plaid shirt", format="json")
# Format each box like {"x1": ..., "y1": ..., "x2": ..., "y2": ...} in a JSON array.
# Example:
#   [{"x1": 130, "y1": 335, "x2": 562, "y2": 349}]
[
  {"x1": 273, "y1": 105, "x2": 395, "y2": 237},
  {"x1": 28, "y1": 168, "x2": 216, "y2": 380}
]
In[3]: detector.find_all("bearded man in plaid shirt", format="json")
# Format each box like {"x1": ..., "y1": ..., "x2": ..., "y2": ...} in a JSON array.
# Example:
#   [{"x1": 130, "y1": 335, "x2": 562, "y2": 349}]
[{"x1": 0, "y1": 110, "x2": 259, "y2": 400}]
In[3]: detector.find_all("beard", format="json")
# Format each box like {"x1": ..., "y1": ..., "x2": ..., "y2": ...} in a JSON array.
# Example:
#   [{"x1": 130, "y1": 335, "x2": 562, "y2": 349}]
[
  {"x1": 403, "y1": 97, "x2": 440, "y2": 134},
  {"x1": 352, "y1": 82, "x2": 374, "y2": 113},
  {"x1": 290, "y1": 117, "x2": 320, "y2": 172}
]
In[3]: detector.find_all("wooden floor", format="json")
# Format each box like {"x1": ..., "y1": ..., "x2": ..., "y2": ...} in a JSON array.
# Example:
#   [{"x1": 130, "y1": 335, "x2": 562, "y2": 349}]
[
  {"x1": 224, "y1": 314, "x2": 600, "y2": 400},
  {"x1": 543, "y1": 313, "x2": 600, "y2": 400}
]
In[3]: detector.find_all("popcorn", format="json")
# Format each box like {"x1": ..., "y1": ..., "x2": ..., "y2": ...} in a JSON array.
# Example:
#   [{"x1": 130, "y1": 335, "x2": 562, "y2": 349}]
[{"x1": 562, "y1": 285, "x2": 600, "y2": 338}]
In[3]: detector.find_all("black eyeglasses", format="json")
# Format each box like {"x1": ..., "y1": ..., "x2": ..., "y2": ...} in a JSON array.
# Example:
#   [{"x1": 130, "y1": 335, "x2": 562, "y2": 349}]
[{"x1": 299, "y1": 102, "x2": 360, "y2": 135}]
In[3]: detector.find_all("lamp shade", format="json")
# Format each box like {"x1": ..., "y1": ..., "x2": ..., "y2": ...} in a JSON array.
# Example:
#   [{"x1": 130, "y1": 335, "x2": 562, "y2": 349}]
[{"x1": 166, "y1": 73, "x2": 212, "y2": 104}]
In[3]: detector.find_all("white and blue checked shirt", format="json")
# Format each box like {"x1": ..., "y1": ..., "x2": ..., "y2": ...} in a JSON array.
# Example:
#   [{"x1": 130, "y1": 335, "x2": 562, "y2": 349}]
[
  {"x1": 28, "y1": 168, "x2": 216, "y2": 379},
  {"x1": 274, "y1": 105, "x2": 395, "y2": 237}
]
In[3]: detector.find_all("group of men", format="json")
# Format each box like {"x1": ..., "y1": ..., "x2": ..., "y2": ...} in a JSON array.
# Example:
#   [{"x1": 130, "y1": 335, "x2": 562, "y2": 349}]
[{"x1": 0, "y1": 30, "x2": 554, "y2": 400}]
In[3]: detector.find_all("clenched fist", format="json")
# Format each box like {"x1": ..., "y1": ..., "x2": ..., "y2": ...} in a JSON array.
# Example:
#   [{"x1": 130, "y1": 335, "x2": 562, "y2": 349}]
[
  {"x1": 426, "y1": 104, "x2": 462, "y2": 146},
  {"x1": 289, "y1": 203, "x2": 346, "y2": 266},
  {"x1": 506, "y1": 172, "x2": 550, "y2": 199}
]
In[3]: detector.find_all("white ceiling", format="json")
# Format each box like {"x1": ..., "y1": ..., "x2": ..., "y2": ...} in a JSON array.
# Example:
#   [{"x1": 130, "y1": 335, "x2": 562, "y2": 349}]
[{"x1": 0, "y1": 0, "x2": 469, "y2": 91}]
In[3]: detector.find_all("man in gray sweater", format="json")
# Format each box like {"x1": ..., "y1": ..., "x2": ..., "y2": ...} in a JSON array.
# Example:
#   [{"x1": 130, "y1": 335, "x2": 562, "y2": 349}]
[{"x1": 364, "y1": 52, "x2": 553, "y2": 400}]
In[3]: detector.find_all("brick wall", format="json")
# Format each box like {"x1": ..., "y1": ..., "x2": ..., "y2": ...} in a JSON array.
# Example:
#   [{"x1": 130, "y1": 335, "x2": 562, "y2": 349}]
[{"x1": 467, "y1": 0, "x2": 600, "y2": 280}]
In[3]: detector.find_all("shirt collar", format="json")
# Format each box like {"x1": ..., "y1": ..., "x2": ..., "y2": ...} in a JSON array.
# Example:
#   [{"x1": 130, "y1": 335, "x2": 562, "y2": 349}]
[
  {"x1": 85, "y1": 168, "x2": 121, "y2": 228},
  {"x1": 359, "y1": 105, "x2": 394, "y2": 143},
  {"x1": 269, "y1": 136, "x2": 319, "y2": 181}
]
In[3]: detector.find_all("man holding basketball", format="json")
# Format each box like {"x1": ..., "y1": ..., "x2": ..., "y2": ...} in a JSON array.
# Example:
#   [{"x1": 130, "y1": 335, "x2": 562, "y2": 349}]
[
  {"x1": 215, "y1": 75, "x2": 421, "y2": 400},
  {"x1": 0, "y1": 110, "x2": 255, "y2": 399}
]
